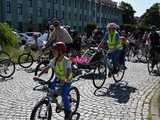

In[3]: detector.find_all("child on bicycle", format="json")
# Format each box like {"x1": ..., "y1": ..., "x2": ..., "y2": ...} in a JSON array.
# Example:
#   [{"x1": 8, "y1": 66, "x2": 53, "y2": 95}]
[{"x1": 35, "y1": 42, "x2": 73, "y2": 120}]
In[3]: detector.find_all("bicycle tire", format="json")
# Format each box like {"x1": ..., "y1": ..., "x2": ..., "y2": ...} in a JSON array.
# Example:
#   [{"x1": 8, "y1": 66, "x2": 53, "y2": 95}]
[
  {"x1": 34, "y1": 61, "x2": 54, "y2": 81},
  {"x1": 30, "y1": 98, "x2": 52, "y2": 120},
  {"x1": 18, "y1": 53, "x2": 33, "y2": 68},
  {"x1": 69, "y1": 87, "x2": 80, "y2": 113},
  {"x1": 0, "y1": 59, "x2": 15, "y2": 78},
  {"x1": 113, "y1": 68, "x2": 125, "y2": 83},
  {"x1": 92, "y1": 63, "x2": 107, "y2": 89}
]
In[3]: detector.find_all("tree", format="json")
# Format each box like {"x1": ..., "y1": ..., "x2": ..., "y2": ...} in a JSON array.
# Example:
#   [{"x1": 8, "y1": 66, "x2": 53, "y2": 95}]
[
  {"x1": 0, "y1": 22, "x2": 17, "y2": 50},
  {"x1": 119, "y1": 1, "x2": 136, "y2": 24},
  {"x1": 140, "y1": 3, "x2": 160, "y2": 29},
  {"x1": 85, "y1": 22, "x2": 97, "y2": 38}
]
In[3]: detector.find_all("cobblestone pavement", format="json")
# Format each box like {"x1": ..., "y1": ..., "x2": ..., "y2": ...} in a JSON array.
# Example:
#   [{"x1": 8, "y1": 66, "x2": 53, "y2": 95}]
[{"x1": 0, "y1": 62, "x2": 159, "y2": 120}]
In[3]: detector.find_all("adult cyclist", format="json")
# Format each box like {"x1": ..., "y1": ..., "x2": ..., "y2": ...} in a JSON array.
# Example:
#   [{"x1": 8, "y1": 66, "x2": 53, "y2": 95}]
[
  {"x1": 99, "y1": 22, "x2": 122, "y2": 77},
  {"x1": 44, "y1": 18, "x2": 73, "y2": 53}
]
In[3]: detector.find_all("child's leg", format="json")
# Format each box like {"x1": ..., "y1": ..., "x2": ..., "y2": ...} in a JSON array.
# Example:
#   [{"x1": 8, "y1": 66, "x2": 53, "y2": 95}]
[{"x1": 61, "y1": 83, "x2": 71, "y2": 111}]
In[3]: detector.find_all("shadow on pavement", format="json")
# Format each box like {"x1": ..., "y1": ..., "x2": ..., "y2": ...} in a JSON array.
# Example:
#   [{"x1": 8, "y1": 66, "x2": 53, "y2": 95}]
[
  {"x1": 0, "y1": 77, "x2": 14, "y2": 82},
  {"x1": 24, "y1": 67, "x2": 36, "y2": 73},
  {"x1": 94, "y1": 82, "x2": 137, "y2": 103}
]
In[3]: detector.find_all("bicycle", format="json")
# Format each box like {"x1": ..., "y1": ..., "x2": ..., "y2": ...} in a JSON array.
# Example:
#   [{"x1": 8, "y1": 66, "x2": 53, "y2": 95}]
[
  {"x1": 18, "y1": 44, "x2": 52, "y2": 68},
  {"x1": 30, "y1": 77, "x2": 80, "y2": 120},
  {"x1": 92, "y1": 48, "x2": 126, "y2": 88},
  {"x1": 0, "y1": 59, "x2": 15, "y2": 78}
]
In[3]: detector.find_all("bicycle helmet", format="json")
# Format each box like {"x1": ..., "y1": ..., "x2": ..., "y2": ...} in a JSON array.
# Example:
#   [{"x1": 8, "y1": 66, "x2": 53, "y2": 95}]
[
  {"x1": 107, "y1": 23, "x2": 118, "y2": 29},
  {"x1": 52, "y1": 42, "x2": 67, "y2": 53}
]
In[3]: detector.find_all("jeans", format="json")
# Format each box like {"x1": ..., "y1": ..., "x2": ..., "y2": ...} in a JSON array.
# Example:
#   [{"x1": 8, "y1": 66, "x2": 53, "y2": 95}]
[
  {"x1": 106, "y1": 49, "x2": 121, "y2": 72},
  {"x1": 49, "y1": 80, "x2": 71, "y2": 112}
]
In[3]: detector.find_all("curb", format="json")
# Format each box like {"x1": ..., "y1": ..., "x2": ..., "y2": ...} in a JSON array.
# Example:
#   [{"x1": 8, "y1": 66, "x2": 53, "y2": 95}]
[{"x1": 150, "y1": 83, "x2": 160, "y2": 120}]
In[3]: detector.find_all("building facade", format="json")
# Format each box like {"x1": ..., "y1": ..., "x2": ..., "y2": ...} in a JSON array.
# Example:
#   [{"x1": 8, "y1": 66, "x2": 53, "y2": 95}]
[{"x1": 0, "y1": 0, "x2": 123, "y2": 32}]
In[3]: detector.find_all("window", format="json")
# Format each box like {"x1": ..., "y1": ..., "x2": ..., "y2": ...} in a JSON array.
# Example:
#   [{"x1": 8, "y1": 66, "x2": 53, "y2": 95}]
[
  {"x1": 54, "y1": 0, "x2": 58, "y2": 4},
  {"x1": 47, "y1": 9, "x2": 51, "y2": 18},
  {"x1": 62, "y1": 11, "x2": 64, "y2": 19},
  {"x1": 38, "y1": 24, "x2": 42, "y2": 32},
  {"x1": 37, "y1": 8, "x2": 42, "y2": 17},
  {"x1": 28, "y1": 0, "x2": 32, "y2": 7},
  {"x1": 75, "y1": 0, "x2": 76, "y2": 8},
  {"x1": 18, "y1": 22, "x2": 23, "y2": 32},
  {"x1": 68, "y1": 13, "x2": 71, "y2": 19},
  {"x1": 29, "y1": 14, "x2": 33, "y2": 23},
  {"x1": 68, "y1": 0, "x2": 71, "y2": 6},
  {"x1": 79, "y1": 14, "x2": 82, "y2": 21},
  {"x1": 55, "y1": 10, "x2": 58, "y2": 17},
  {"x1": 17, "y1": 3, "x2": 23, "y2": 15},
  {"x1": 62, "y1": 0, "x2": 64, "y2": 5},
  {"x1": 74, "y1": 14, "x2": 77, "y2": 20},
  {"x1": 6, "y1": 1, "x2": 11, "y2": 14}
]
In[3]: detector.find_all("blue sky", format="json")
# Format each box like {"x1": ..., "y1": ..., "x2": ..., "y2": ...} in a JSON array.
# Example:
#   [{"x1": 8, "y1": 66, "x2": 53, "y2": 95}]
[{"x1": 113, "y1": 0, "x2": 160, "y2": 17}]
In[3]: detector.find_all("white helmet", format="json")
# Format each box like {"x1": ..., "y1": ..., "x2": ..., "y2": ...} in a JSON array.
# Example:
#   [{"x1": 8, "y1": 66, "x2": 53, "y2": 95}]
[{"x1": 107, "y1": 23, "x2": 119, "y2": 29}]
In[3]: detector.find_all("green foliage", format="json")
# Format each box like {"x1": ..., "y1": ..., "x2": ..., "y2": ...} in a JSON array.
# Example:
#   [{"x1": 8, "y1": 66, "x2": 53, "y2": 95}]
[
  {"x1": 120, "y1": 24, "x2": 150, "y2": 33},
  {"x1": 120, "y1": 24, "x2": 136, "y2": 32},
  {"x1": 119, "y1": 1, "x2": 136, "y2": 24},
  {"x1": 141, "y1": 3, "x2": 160, "y2": 29},
  {"x1": 84, "y1": 22, "x2": 97, "y2": 37},
  {"x1": 0, "y1": 22, "x2": 17, "y2": 49},
  {"x1": 85, "y1": 22, "x2": 97, "y2": 32}
]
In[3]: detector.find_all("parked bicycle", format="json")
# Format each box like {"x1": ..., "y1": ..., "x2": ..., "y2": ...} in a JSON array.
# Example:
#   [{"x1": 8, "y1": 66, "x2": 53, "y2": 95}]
[
  {"x1": 0, "y1": 50, "x2": 15, "y2": 78},
  {"x1": 0, "y1": 50, "x2": 10, "y2": 61},
  {"x1": 18, "y1": 44, "x2": 52, "y2": 68},
  {"x1": 0, "y1": 59, "x2": 15, "y2": 78}
]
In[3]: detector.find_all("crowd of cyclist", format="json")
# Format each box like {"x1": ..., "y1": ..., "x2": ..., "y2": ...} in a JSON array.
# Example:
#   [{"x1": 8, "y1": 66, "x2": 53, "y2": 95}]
[{"x1": 33, "y1": 18, "x2": 160, "y2": 120}]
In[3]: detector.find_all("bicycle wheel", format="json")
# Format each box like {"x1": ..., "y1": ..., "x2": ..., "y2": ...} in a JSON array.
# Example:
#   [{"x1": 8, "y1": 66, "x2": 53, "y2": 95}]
[
  {"x1": 0, "y1": 59, "x2": 15, "y2": 78},
  {"x1": 0, "y1": 51, "x2": 10, "y2": 61},
  {"x1": 113, "y1": 67, "x2": 125, "y2": 83},
  {"x1": 18, "y1": 53, "x2": 33, "y2": 68},
  {"x1": 92, "y1": 63, "x2": 107, "y2": 89},
  {"x1": 35, "y1": 61, "x2": 54, "y2": 82},
  {"x1": 69, "y1": 87, "x2": 80, "y2": 113},
  {"x1": 30, "y1": 99, "x2": 52, "y2": 120}
]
